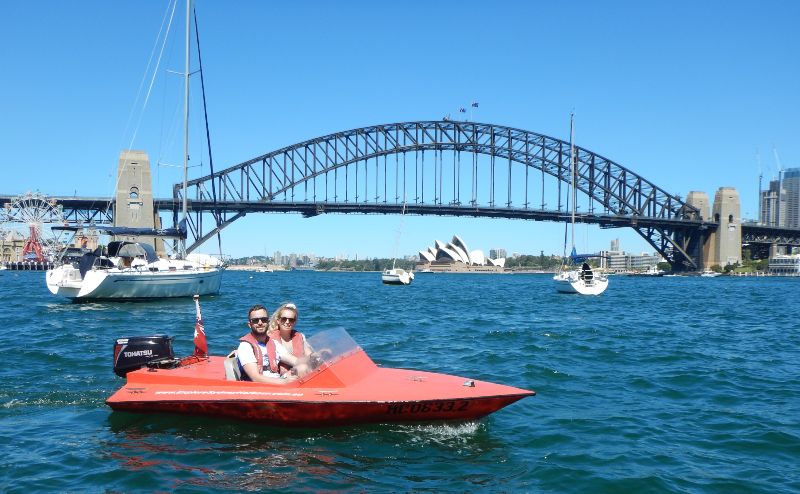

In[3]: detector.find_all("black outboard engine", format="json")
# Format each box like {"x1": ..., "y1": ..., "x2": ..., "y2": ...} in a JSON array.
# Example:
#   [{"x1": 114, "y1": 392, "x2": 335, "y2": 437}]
[{"x1": 113, "y1": 335, "x2": 176, "y2": 377}]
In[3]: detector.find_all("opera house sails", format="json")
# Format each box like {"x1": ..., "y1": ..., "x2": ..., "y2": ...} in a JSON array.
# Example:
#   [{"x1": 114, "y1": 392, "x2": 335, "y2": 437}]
[{"x1": 416, "y1": 235, "x2": 506, "y2": 273}]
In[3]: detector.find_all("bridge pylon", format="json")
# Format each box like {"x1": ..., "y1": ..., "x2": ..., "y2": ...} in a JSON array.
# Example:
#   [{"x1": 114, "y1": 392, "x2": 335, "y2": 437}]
[
  {"x1": 114, "y1": 150, "x2": 165, "y2": 256},
  {"x1": 686, "y1": 188, "x2": 742, "y2": 270}
]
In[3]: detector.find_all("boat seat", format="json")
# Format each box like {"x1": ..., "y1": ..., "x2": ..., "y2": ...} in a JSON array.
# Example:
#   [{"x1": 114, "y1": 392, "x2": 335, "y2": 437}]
[{"x1": 224, "y1": 350, "x2": 242, "y2": 381}]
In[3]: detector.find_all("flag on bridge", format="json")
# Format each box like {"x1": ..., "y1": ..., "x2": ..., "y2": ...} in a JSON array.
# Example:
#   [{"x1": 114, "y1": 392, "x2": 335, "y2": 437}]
[
  {"x1": 459, "y1": 107, "x2": 466, "y2": 113},
  {"x1": 471, "y1": 101, "x2": 479, "y2": 108}
]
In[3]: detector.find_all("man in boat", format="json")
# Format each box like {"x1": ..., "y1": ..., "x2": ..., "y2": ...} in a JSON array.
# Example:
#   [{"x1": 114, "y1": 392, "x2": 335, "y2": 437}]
[
  {"x1": 266, "y1": 303, "x2": 314, "y2": 377},
  {"x1": 237, "y1": 304, "x2": 297, "y2": 383}
]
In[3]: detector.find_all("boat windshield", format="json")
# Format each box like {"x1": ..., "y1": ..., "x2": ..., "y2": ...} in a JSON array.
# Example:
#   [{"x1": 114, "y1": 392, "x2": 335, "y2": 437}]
[{"x1": 306, "y1": 327, "x2": 360, "y2": 366}]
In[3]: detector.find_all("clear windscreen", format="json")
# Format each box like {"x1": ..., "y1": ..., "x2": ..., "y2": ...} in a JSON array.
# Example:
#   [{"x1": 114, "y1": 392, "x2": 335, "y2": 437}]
[{"x1": 305, "y1": 327, "x2": 360, "y2": 365}]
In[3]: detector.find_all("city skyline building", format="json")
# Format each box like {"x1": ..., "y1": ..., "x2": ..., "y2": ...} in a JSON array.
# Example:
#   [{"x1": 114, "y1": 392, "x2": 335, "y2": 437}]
[
  {"x1": 599, "y1": 238, "x2": 663, "y2": 273},
  {"x1": 760, "y1": 167, "x2": 800, "y2": 228},
  {"x1": 490, "y1": 248, "x2": 507, "y2": 260}
]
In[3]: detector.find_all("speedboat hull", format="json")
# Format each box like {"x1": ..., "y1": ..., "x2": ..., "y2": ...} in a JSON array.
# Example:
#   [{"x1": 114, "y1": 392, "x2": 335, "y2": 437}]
[
  {"x1": 107, "y1": 329, "x2": 533, "y2": 427},
  {"x1": 107, "y1": 355, "x2": 531, "y2": 426}
]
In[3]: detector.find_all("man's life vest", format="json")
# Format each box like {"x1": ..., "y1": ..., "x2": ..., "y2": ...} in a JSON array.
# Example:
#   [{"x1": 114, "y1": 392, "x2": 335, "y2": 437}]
[
  {"x1": 266, "y1": 331, "x2": 305, "y2": 375},
  {"x1": 238, "y1": 332, "x2": 267, "y2": 380}
]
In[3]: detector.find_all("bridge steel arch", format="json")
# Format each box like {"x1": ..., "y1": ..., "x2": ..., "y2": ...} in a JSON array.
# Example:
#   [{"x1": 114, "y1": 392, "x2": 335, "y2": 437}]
[{"x1": 175, "y1": 120, "x2": 706, "y2": 269}]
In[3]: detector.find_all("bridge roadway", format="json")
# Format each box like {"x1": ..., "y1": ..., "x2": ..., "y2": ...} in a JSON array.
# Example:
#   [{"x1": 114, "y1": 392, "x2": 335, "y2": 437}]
[
  {"x1": 5, "y1": 193, "x2": 800, "y2": 247},
  {"x1": 3, "y1": 195, "x2": 707, "y2": 229}
]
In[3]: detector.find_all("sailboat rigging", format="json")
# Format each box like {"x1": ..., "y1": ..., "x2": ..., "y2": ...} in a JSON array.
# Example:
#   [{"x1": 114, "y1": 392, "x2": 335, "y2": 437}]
[
  {"x1": 382, "y1": 200, "x2": 415, "y2": 285},
  {"x1": 552, "y1": 114, "x2": 609, "y2": 295},
  {"x1": 45, "y1": 0, "x2": 224, "y2": 300}
]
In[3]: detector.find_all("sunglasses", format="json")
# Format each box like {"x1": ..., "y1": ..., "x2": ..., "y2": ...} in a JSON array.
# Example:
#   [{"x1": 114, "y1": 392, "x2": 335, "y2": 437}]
[
  {"x1": 249, "y1": 317, "x2": 270, "y2": 324},
  {"x1": 279, "y1": 316, "x2": 296, "y2": 324}
]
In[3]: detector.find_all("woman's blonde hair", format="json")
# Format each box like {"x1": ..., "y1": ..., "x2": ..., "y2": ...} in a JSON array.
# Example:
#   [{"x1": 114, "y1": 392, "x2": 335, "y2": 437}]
[{"x1": 268, "y1": 302, "x2": 298, "y2": 335}]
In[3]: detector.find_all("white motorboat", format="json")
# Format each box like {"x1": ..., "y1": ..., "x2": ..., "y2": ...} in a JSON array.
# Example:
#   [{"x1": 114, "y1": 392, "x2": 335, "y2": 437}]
[
  {"x1": 700, "y1": 269, "x2": 721, "y2": 277},
  {"x1": 46, "y1": 235, "x2": 223, "y2": 300},
  {"x1": 626, "y1": 265, "x2": 665, "y2": 277},
  {"x1": 382, "y1": 267, "x2": 414, "y2": 285},
  {"x1": 552, "y1": 114, "x2": 608, "y2": 296}
]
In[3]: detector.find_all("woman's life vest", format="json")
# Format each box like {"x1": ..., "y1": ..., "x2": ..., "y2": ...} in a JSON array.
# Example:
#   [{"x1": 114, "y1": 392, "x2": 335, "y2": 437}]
[{"x1": 266, "y1": 331, "x2": 305, "y2": 375}]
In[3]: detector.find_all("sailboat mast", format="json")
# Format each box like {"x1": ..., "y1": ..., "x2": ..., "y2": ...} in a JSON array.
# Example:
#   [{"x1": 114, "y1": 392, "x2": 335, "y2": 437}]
[
  {"x1": 180, "y1": 0, "x2": 191, "y2": 258},
  {"x1": 569, "y1": 113, "x2": 576, "y2": 250}
]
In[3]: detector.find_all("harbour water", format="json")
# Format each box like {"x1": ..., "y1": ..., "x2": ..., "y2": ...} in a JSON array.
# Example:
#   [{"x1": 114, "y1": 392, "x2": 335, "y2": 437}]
[{"x1": 0, "y1": 270, "x2": 798, "y2": 493}]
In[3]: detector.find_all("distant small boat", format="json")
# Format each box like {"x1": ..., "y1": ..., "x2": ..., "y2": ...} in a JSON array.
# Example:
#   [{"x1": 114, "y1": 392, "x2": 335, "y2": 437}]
[
  {"x1": 255, "y1": 266, "x2": 273, "y2": 273},
  {"x1": 627, "y1": 265, "x2": 665, "y2": 277},
  {"x1": 552, "y1": 114, "x2": 608, "y2": 296},
  {"x1": 553, "y1": 260, "x2": 608, "y2": 295},
  {"x1": 700, "y1": 269, "x2": 721, "y2": 277},
  {"x1": 382, "y1": 267, "x2": 414, "y2": 285},
  {"x1": 382, "y1": 197, "x2": 413, "y2": 285}
]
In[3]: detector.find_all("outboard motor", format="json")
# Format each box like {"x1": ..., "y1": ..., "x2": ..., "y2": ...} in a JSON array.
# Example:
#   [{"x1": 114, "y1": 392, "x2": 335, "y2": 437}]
[{"x1": 113, "y1": 335, "x2": 176, "y2": 377}]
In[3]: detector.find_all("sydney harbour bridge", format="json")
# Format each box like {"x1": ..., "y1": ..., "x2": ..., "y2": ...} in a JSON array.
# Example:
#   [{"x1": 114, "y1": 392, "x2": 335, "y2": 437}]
[{"x1": 3, "y1": 120, "x2": 799, "y2": 271}]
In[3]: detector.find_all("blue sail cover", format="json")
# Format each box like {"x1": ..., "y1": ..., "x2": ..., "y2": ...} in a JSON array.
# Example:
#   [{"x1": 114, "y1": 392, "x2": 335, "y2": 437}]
[
  {"x1": 52, "y1": 221, "x2": 186, "y2": 239},
  {"x1": 99, "y1": 224, "x2": 186, "y2": 239},
  {"x1": 568, "y1": 247, "x2": 604, "y2": 262}
]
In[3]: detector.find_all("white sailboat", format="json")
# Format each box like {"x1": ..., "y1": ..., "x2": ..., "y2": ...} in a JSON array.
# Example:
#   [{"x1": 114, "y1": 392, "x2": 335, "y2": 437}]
[
  {"x1": 381, "y1": 266, "x2": 415, "y2": 285},
  {"x1": 45, "y1": 1, "x2": 224, "y2": 301},
  {"x1": 553, "y1": 114, "x2": 608, "y2": 295},
  {"x1": 382, "y1": 200, "x2": 414, "y2": 285}
]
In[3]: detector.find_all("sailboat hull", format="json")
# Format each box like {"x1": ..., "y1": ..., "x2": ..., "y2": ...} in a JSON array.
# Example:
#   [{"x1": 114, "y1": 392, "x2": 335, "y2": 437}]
[
  {"x1": 47, "y1": 263, "x2": 223, "y2": 300},
  {"x1": 382, "y1": 268, "x2": 414, "y2": 285},
  {"x1": 553, "y1": 271, "x2": 609, "y2": 295}
]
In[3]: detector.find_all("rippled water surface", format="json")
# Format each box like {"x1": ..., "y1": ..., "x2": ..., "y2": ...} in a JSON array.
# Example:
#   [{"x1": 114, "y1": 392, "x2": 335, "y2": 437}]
[{"x1": 1, "y1": 270, "x2": 798, "y2": 493}]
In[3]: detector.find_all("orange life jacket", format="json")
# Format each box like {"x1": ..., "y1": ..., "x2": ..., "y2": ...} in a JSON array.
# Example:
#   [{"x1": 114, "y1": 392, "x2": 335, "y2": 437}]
[
  {"x1": 266, "y1": 331, "x2": 305, "y2": 375},
  {"x1": 238, "y1": 332, "x2": 267, "y2": 379}
]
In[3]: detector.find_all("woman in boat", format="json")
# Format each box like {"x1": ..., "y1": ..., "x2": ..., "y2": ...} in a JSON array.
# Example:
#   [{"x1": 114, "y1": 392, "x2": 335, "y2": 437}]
[
  {"x1": 237, "y1": 304, "x2": 296, "y2": 384},
  {"x1": 266, "y1": 302, "x2": 313, "y2": 376}
]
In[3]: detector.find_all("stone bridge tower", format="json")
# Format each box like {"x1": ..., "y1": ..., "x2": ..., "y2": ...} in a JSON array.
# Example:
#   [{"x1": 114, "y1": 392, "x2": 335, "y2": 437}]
[
  {"x1": 113, "y1": 150, "x2": 165, "y2": 255},
  {"x1": 710, "y1": 187, "x2": 742, "y2": 268},
  {"x1": 685, "y1": 187, "x2": 742, "y2": 270}
]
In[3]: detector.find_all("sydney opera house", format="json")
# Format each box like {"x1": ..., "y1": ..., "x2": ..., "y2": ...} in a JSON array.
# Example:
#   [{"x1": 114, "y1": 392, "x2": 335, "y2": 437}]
[{"x1": 416, "y1": 235, "x2": 506, "y2": 273}]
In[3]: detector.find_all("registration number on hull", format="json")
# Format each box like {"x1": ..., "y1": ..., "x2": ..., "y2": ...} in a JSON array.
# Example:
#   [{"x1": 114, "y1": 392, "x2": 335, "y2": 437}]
[{"x1": 386, "y1": 400, "x2": 469, "y2": 415}]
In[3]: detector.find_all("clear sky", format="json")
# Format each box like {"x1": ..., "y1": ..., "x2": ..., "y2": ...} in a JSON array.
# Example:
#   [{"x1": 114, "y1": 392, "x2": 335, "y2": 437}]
[{"x1": 2, "y1": 1, "x2": 798, "y2": 260}]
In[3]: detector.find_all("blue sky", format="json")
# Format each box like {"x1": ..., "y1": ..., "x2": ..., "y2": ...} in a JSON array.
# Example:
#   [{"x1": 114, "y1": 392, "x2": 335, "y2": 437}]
[{"x1": 2, "y1": 1, "x2": 798, "y2": 260}]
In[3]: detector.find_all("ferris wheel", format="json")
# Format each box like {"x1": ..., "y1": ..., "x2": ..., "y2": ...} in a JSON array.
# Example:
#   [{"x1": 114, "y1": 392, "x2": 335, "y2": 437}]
[{"x1": 0, "y1": 192, "x2": 66, "y2": 261}]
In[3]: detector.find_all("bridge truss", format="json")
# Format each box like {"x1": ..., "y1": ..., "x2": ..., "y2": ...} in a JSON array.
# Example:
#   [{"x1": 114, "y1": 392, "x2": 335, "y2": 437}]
[{"x1": 175, "y1": 121, "x2": 706, "y2": 268}]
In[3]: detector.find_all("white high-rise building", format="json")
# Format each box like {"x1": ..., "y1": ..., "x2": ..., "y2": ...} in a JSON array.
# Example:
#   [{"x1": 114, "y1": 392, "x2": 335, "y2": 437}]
[{"x1": 761, "y1": 167, "x2": 800, "y2": 227}]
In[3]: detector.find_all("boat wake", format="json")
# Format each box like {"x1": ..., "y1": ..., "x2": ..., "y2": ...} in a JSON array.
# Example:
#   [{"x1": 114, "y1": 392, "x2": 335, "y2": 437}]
[{"x1": 394, "y1": 421, "x2": 483, "y2": 443}]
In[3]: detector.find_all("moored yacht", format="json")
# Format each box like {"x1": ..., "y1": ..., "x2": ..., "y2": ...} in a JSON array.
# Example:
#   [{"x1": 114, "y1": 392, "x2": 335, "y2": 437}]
[
  {"x1": 552, "y1": 114, "x2": 608, "y2": 296},
  {"x1": 46, "y1": 0, "x2": 226, "y2": 301},
  {"x1": 46, "y1": 228, "x2": 223, "y2": 301},
  {"x1": 382, "y1": 267, "x2": 414, "y2": 285},
  {"x1": 553, "y1": 256, "x2": 609, "y2": 295}
]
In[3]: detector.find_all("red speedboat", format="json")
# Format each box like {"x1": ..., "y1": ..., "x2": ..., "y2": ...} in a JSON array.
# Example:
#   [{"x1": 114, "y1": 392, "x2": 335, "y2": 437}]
[{"x1": 106, "y1": 328, "x2": 534, "y2": 427}]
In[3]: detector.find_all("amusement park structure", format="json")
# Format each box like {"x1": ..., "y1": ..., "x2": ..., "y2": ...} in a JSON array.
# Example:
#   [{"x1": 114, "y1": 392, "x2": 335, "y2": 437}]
[{"x1": 1, "y1": 192, "x2": 67, "y2": 264}]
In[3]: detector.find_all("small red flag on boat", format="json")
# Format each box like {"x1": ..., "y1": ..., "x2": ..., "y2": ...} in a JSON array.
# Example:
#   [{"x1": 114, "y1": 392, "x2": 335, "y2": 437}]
[
  {"x1": 193, "y1": 295, "x2": 208, "y2": 356},
  {"x1": 194, "y1": 318, "x2": 208, "y2": 356}
]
